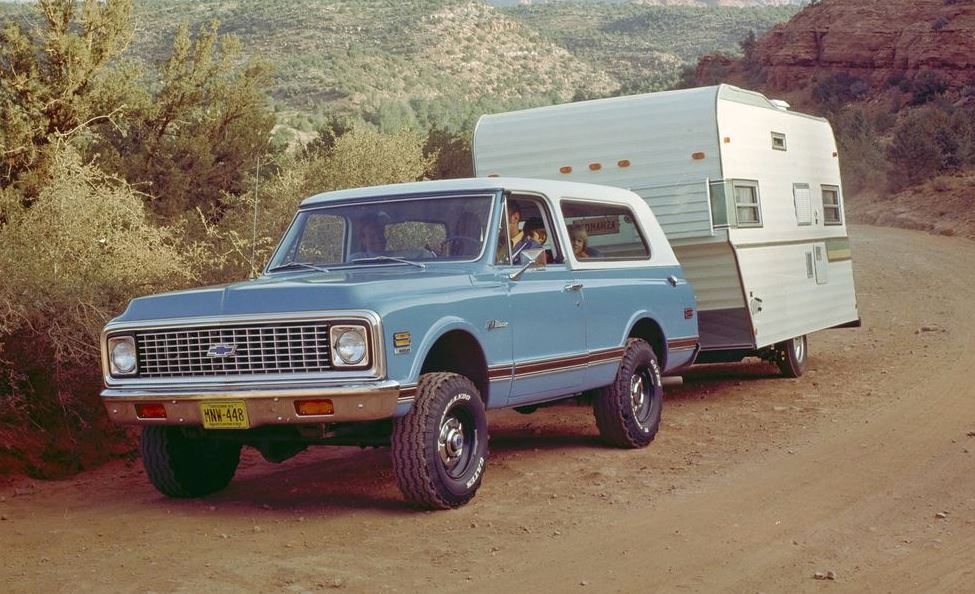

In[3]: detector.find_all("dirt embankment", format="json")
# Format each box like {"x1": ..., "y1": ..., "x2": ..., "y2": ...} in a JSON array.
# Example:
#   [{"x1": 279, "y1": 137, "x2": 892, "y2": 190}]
[
  {"x1": 2, "y1": 224, "x2": 974, "y2": 593},
  {"x1": 848, "y1": 174, "x2": 975, "y2": 241}
]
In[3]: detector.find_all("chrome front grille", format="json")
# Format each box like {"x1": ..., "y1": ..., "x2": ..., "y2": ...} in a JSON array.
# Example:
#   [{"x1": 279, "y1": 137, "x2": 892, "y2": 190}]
[{"x1": 135, "y1": 322, "x2": 332, "y2": 377}]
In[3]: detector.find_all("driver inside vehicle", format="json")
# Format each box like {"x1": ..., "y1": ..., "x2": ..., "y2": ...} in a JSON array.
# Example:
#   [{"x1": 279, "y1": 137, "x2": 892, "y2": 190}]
[{"x1": 350, "y1": 218, "x2": 387, "y2": 260}]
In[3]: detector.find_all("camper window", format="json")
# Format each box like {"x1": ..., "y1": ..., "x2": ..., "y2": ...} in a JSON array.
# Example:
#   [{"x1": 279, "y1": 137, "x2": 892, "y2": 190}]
[
  {"x1": 733, "y1": 182, "x2": 762, "y2": 227},
  {"x1": 771, "y1": 132, "x2": 787, "y2": 151},
  {"x1": 822, "y1": 185, "x2": 842, "y2": 225}
]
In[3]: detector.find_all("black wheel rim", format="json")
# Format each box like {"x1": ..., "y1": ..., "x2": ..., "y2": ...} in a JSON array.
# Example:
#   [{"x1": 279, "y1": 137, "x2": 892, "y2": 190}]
[
  {"x1": 630, "y1": 367, "x2": 656, "y2": 428},
  {"x1": 437, "y1": 401, "x2": 477, "y2": 480}
]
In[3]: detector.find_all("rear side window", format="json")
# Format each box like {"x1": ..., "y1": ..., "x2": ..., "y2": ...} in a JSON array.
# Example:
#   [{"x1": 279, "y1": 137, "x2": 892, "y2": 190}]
[
  {"x1": 560, "y1": 200, "x2": 650, "y2": 260},
  {"x1": 822, "y1": 185, "x2": 842, "y2": 225}
]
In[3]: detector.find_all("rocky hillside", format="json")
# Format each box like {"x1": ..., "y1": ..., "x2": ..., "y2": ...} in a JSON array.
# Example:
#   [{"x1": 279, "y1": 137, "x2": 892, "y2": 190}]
[{"x1": 754, "y1": 0, "x2": 975, "y2": 91}]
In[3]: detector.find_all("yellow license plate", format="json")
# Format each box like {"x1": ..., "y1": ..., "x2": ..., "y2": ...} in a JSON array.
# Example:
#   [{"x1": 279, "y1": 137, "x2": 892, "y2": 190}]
[{"x1": 200, "y1": 400, "x2": 250, "y2": 429}]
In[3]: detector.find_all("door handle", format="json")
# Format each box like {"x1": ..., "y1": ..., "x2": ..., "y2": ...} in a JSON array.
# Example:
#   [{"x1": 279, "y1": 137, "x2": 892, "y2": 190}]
[{"x1": 563, "y1": 282, "x2": 584, "y2": 292}]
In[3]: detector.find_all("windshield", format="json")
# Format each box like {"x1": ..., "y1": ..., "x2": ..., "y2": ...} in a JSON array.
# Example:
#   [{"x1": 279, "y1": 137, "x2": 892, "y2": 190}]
[{"x1": 267, "y1": 193, "x2": 495, "y2": 271}]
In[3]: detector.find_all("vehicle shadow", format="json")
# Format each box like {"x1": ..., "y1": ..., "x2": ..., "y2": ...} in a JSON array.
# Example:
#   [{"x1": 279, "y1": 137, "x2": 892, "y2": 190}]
[{"x1": 143, "y1": 360, "x2": 786, "y2": 514}]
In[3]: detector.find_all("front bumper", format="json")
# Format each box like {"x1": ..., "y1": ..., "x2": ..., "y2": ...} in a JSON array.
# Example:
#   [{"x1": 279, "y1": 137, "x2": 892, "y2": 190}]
[{"x1": 102, "y1": 380, "x2": 406, "y2": 427}]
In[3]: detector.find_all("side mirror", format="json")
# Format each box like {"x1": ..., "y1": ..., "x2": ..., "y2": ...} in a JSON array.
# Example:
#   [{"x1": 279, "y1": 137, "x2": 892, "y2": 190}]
[{"x1": 509, "y1": 248, "x2": 546, "y2": 281}]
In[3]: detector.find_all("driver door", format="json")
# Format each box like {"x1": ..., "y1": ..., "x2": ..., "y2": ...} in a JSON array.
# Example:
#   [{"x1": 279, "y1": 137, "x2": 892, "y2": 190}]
[{"x1": 497, "y1": 196, "x2": 586, "y2": 404}]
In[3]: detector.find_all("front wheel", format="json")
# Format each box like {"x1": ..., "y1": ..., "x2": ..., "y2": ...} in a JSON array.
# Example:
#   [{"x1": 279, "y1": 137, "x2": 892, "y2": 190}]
[
  {"x1": 392, "y1": 373, "x2": 489, "y2": 509},
  {"x1": 593, "y1": 338, "x2": 663, "y2": 448},
  {"x1": 774, "y1": 334, "x2": 808, "y2": 378},
  {"x1": 140, "y1": 426, "x2": 242, "y2": 498}
]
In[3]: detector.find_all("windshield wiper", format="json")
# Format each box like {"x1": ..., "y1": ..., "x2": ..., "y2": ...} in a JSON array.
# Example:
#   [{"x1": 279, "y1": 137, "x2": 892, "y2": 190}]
[
  {"x1": 266, "y1": 261, "x2": 332, "y2": 274},
  {"x1": 349, "y1": 256, "x2": 426, "y2": 270}
]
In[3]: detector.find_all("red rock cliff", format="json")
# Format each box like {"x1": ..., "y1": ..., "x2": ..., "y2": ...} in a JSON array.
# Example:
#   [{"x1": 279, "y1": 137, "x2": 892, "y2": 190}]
[{"x1": 753, "y1": 0, "x2": 975, "y2": 90}]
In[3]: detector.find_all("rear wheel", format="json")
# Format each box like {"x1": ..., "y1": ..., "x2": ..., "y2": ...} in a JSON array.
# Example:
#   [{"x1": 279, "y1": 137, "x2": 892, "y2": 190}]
[
  {"x1": 774, "y1": 334, "x2": 808, "y2": 378},
  {"x1": 392, "y1": 373, "x2": 488, "y2": 509},
  {"x1": 140, "y1": 426, "x2": 241, "y2": 498},
  {"x1": 593, "y1": 339, "x2": 663, "y2": 448}
]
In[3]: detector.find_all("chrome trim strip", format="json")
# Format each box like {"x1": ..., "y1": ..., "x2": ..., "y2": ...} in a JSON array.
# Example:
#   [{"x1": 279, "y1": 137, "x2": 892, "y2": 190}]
[{"x1": 101, "y1": 309, "x2": 385, "y2": 389}]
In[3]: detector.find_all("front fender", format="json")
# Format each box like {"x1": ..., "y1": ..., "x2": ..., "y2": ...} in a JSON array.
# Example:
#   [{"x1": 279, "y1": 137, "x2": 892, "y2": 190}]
[{"x1": 408, "y1": 317, "x2": 487, "y2": 384}]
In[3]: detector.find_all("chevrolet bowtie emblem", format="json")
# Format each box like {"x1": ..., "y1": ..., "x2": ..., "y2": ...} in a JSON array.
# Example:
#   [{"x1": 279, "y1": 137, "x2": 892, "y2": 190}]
[{"x1": 207, "y1": 343, "x2": 238, "y2": 358}]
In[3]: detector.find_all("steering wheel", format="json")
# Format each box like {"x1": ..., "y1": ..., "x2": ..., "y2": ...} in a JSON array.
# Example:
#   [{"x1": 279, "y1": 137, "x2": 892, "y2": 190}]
[{"x1": 441, "y1": 236, "x2": 481, "y2": 256}]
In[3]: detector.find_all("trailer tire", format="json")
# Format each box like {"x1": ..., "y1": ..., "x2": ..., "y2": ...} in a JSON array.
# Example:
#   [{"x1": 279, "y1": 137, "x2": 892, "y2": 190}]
[
  {"x1": 775, "y1": 334, "x2": 808, "y2": 378},
  {"x1": 140, "y1": 426, "x2": 241, "y2": 498},
  {"x1": 392, "y1": 372, "x2": 488, "y2": 509},
  {"x1": 593, "y1": 338, "x2": 663, "y2": 449}
]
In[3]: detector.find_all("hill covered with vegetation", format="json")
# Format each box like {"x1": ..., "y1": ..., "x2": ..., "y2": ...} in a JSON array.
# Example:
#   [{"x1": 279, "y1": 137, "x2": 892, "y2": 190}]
[
  {"x1": 114, "y1": 0, "x2": 797, "y2": 131},
  {"x1": 0, "y1": 0, "x2": 798, "y2": 133}
]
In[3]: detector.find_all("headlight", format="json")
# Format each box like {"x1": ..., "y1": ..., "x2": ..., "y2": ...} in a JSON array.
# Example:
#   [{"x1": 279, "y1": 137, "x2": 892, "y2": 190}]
[
  {"x1": 108, "y1": 336, "x2": 138, "y2": 375},
  {"x1": 330, "y1": 325, "x2": 368, "y2": 367}
]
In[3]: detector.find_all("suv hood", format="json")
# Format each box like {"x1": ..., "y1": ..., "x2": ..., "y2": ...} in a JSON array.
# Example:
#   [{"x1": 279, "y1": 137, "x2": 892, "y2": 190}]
[{"x1": 114, "y1": 267, "x2": 476, "y2": 323}]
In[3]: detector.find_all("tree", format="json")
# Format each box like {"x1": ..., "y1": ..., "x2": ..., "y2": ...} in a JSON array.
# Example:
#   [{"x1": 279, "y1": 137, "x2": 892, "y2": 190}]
[
  {"x1": 424, "y1": 127, "x2": 473, "y2": 180},
  {"x1": 93, "y1": 21, "x2": 276, "y2": 220},
  {"x1": 0, "y1": 0, "x2": 136, "y2": 198}
]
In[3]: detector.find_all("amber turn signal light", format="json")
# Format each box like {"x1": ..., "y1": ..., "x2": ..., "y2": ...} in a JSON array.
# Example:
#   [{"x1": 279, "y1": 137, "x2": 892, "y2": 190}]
[
  {"x1": 294, "y1": 399, "x2": 335, "y2": 416},
  {"x1": 135, "y1": 403, "x2": 167, "y2": 419}
]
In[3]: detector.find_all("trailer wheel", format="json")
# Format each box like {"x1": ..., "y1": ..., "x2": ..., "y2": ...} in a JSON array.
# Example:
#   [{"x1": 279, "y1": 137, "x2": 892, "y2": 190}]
[
  {"x1": 593, "y1": 338, "x2": 662, "y2": 449},
  {"x1": 392, "y1": 372, "x2": 488, "y2": 509},
  {"x1": 774, "y1": 334, "x2": 808, "y2": 378},
  {"x1": 140, "y1": 426, "x2": 241, "y2": 498}
]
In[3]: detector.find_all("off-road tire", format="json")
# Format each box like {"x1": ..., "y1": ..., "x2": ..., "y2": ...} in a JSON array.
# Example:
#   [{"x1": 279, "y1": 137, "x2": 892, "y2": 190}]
[
  {"x1": 392, "y1": 372, "x2": 488, "y2": 509},
  {"x1": 774, "y1": 334, "x2": 808, "y2": 378},
  {"x1": 140, "y1": 426, "x2": 242, "y2": 498},
  {"x1": 593, "y1": 338, "x2": 663, "y2": 449}
]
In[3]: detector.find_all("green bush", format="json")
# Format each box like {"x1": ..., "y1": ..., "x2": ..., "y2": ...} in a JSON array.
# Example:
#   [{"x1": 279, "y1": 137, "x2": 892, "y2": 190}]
[
  {"x1": 886, "y1": 105, "x2": 974, "y2": 191},
  {"x1": 812, "y1": 72, "x2": 870, "y2": 112},
  {"x1": 833, "y1": 107, "x2": 887, "y2": 194},
  {"x1": 0, "y1": 147, "x2": 198, "y2": 475},
  {"x1": 909, "y1": 70, "x2": 949, "y2": 105}
]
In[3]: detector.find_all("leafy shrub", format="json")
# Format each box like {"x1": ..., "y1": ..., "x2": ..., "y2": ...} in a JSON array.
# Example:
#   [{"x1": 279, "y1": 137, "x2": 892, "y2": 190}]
[
  {"x1": 812, "y1": 72, "x2": 869, "y2": 112},
  {"x1": 425, "y1": 127, "x2": 473, "y2": 180},
  {"x1": 909, "y1": 70, "x2": 949, "y2": 105},
  {"x1": 833, "y1": 107, "x2": 887, "y2": 194},
  {"x1": 0, "y1": 149, "x2": 196, "y2": 364},
  {"x1": 0, "y1": 147, "x2": 198, "y2": 475},
  {"x1": 886, "y1": 105, "x2": 974, "y2": 190}
]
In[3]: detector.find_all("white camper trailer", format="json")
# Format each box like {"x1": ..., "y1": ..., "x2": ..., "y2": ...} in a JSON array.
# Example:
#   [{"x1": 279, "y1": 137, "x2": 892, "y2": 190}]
[{"x1": 472, "y1": 84, "x2": 860, "y2": 376}]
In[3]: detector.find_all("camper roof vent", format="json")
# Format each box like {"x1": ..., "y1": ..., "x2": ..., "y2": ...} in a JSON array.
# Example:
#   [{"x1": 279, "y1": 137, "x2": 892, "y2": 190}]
[{"x1": 770, "y1": 99, "x2": 791, "y2": 111}]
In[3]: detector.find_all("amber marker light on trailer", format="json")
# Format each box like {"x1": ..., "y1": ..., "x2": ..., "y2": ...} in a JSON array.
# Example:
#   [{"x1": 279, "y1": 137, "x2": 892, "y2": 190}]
[
  {"x1": 295, "y1": 399, "x2": 335, "y2": 416},
  {"x1": 559, "y1": 166, "x2": 572, "y2": 174},
  {"x1": 691, "y1": 151, "x2": 706, "y2": 160},
  {"x1": 588, "y1": 162, "x2": 602, "y2": 171},
  {"x1": 135, "y1": 403, "x2": 167, "y2": 419},
  {"x1": 617, "y1": 159, "x2": 631, "y2": 168}
]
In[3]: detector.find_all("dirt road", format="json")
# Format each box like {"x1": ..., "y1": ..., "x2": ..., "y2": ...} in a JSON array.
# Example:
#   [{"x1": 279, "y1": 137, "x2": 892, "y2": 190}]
[{"x1": 2, "y1": 225, "x2": 974, "y2": 593}]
